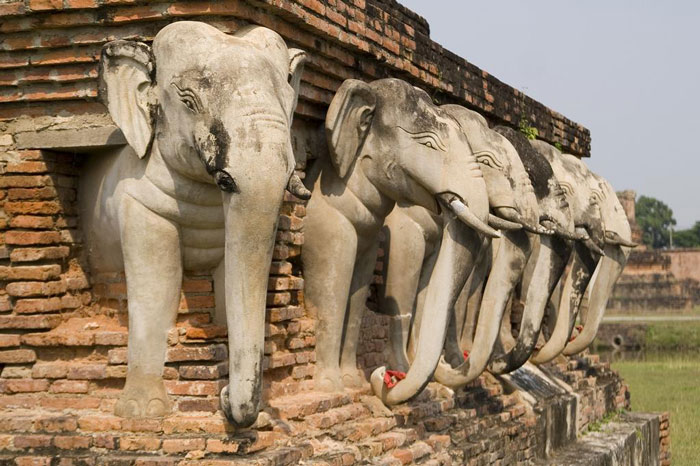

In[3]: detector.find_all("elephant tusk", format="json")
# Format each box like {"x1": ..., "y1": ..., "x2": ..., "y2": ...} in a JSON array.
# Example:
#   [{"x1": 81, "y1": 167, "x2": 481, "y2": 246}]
[
  {"x1": 583, "y1": 237, "x2": 606, "y2": 256},
  {"x1": 604, "y1": 230, "x2": 638, "y2": 248},
  {"x1": 573, "y1": 226, "x2": 591, "y2": 241},
  {"x1": 488, "y1": 214, "x2": 523, "y2": 231},
  {"x1": 440, "y1": 195, "x2": 500, "y2": 238},
  {"x1": 496, "y1": 206, "x2": 553, "y2": 236},
  {"x1": 286, "y1": 172, "x2": 312, "y2": 200},
  {"x1": 541, "y1": 219, "x2": 578, "y2": 241}
]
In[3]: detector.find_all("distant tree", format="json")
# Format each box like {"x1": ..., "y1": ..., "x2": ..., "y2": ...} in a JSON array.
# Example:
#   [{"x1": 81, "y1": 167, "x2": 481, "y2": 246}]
[
  {"x1": 674, "y1": 222, "x2": 700, "y2": 248},
  {"x1": 636, "y1": 195, "x2": 676, "y2": 249}
]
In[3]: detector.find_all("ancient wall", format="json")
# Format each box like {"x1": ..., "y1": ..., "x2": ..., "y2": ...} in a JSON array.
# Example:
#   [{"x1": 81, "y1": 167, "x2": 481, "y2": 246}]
[
  {"x1": 0, "y1": 1, "x2": 667, "y2": 465},
  {"x1": 610, "y1": 192, "x2": 700, "y2": 313}
]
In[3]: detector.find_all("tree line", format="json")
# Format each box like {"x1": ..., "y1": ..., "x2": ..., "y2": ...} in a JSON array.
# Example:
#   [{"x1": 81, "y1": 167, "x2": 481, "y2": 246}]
[{"x1": 636, "y1": 195, "x2": 700, "y2": 249}]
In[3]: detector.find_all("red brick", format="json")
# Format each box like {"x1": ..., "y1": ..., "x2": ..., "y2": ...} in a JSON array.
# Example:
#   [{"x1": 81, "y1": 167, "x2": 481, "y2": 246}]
[
  {"x1": 0, "y1": 265, "x2": 62, "y2": 281},
  {"x1": 4, "y1": 230, "x2": 62, "y2": 245},
  {"x1": 182, "y1": 279, "x2": 212, "y2": 292},
  {"x1": 13, "y1": 435, "x2": 53, "y2": 448},
  {"x1": 119, "y1": 435, "x2": 161, "y2": 451},
  {"x1": 6, "y1": 280, "x2": 66, "y2": 297},
  {"x1": 77, "y1": 415, "x2": 122, "y2": 432},
  {"x1": 0, "y1": 175, "x2": 52, "y2": 188},
  {"x1": 53, "y1": 434, "x2": 91, "y2": 449},
  {"x1": 161, "y1": 437, "x2": 205, "y2": 453},
  {"x1": 166, "y1": 344, "x2": 227, "y2": 362},
  {"x1": 120, "y1": 418, "x2": 162, "y2": 433},
  {"x1": 9, "y1": 215, "x2": 54, "y2": 229},
  {"x1": 39, "y1": 396, "x2": 101, "y2": 411},
  {"x1": 32, "y1": 362, "x2": 68, "y2": 378},
  {"x1": 0, "y1": 334, "x2": 21, "y2": 347},
  {"x1": 0, "y1": 378, "x2": 49, "y2": 393},
  {"x1": 0, "y1": 348, "x2": 36, "y2": 363},
  {"x1": 4, "y1": 201, "x2": 63, "y2": 215},
  {"x1": 65, "y1": 0, "x2": 98, "y2": 8},
  {"x1": 206, "y1": 438, "x2": 240, "y2": 454},
  {"x1": 15, "y1": 457, "x2": 52, "y2": 466},
  {"x1": 10, "y1": 246, "x2": 70, "y2": 261},
  {"x1": 0, "y1": 2, "x2": 25, "y2": 16},
  {"x1": 29, "y1": 0, "x2": 63, "y2": 11},
  {"x1": 164, "y1": 380, "x2": 223, "y2": 396},
  {"x1": 67, "y1": 364, "x2": 106, "y2": 380},
  {"x1": 14, "y1": 297, "x2": 63, "y2": 313},
  {"x1": 50, "y1": 379, "x2": 88, "y2": 393},
  {"x1": 34, "y1": 415, "x2": 78, "y2": 432}
]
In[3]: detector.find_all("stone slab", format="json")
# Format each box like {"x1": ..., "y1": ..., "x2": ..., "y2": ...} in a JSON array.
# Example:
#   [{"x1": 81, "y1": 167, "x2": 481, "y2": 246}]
[{"x1": 15, "y1": 126, "x2": 126, "y2": 152}]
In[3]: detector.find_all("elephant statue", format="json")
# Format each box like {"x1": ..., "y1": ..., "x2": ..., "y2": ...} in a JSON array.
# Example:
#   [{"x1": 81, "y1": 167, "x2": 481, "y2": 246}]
[
  {"x1": 432, "y1": 107, "x2": 546, "y2": 388},
  {"x1": 561, "y1": 163, "x2": 636, "y2": 355},
  {"x1": 302, "y1": 79, "x2": 498, "y2": 406},
  {"x1": 527, "y1": 143, "x2": 633, "y2": 364},
  {"x1": 80, "y1": 21, "x2": 308, "y2": 427},
  {"x1": 376, "y1": 106, "x2": 541, "y2": 376},
  {"x1": 484, "y1": 126, "x2": 579, "y2": 374}
]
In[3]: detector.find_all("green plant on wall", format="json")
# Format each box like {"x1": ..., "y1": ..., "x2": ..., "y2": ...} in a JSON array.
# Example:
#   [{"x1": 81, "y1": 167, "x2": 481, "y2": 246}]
[
  {"x1": 518, "y1": 114, "x2": 539, "y2": 140},
  {"x1": 554, "y1": 142, "x2": 563, "y2": 151}
]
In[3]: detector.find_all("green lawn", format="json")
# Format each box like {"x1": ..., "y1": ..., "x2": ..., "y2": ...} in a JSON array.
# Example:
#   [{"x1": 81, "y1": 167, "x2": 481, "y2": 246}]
[{"x1": 613, "y1": 352, "x2": 700, "y2": 466}]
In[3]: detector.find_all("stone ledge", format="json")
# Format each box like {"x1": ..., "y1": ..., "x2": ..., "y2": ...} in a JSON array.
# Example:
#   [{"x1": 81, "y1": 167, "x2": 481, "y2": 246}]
[
  {"x1": 14, "y1": 126, "x2": 126, "y2": 152},
  {"x1": 540, "y1": 412, "x2": 662, "y2": 466}
]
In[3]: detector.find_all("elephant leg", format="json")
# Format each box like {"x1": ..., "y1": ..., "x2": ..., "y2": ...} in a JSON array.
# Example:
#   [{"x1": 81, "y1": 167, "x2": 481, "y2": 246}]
[
  {"x1": 303, "y1": 198, "x2": 357, "y2": 392},
  {"x1": 377, "y1": 210, "x2": 426, "y2": 373},
  {"x1": 340, "y1": 237, "x2": 380, "y2": 387},
  {"x1": 115, "y1": 196, "x2": 182, "y2": 418}
]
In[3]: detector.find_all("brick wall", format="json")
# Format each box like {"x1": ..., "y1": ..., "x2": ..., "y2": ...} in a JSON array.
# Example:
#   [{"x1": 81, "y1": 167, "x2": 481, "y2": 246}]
[
  {"x1": 0, "y1": 1, "x2": 649, "y2": 464},
  {"x1": 0, "y1": 0, "x2": 590, "y2": 156}
]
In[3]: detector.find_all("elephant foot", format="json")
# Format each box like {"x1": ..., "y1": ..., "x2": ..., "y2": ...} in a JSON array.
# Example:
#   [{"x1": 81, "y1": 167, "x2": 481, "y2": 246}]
[
  {"x1": 314, "y1": 368, "x2": 344, "y2": 392},
  {"x1": 340, "y1": 367, "x2": 366, "y2": 389},
  {"x1": 115, "y1": 372, "x2": 171, "y2": 418}
]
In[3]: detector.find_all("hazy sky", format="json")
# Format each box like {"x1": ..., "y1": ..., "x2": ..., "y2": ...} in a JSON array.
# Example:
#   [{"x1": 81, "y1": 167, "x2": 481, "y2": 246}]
[{"x1": 400, "y1": 0, "x2": 699, "y2": 229}]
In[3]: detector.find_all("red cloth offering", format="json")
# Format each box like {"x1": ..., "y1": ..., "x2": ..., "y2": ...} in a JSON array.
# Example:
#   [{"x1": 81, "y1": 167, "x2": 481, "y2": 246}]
[{"x1": 383, "y1": 370, "x2": 406, "y2": 388}]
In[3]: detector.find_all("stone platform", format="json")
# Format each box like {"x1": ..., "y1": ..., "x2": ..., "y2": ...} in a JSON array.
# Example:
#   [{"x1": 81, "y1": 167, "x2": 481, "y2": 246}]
[{"x1": 0, "y1": 351, "x2": 667, "y2": 465}]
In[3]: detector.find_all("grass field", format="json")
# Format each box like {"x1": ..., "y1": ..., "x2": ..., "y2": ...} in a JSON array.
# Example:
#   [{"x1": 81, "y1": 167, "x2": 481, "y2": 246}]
[{"x1": 612, "y1": 352, "x2": 700, "y2": 466}]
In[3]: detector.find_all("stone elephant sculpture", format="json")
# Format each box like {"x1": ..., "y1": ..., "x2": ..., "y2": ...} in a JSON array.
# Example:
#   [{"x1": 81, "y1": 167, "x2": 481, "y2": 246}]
[
  {"x1": 432, "y1": 107, "x2": 546, "y2": 388},
  {"x1": 376, "y1": 105, "x2": 543, "y2": 375},
  {"x1": 561, "y1": 164, "x2": 636, "y2": 356},
  {"x1": 80, "y1": 21, "x2": 308, "y2": 427},
  {"x1": 528, "y1": 143, "x2": 635, "y2": 363},
  {"x1": 302, "y1": 79, "x2": 498, "y2": 406},
  {"x1": 482, "y1": 126, "x2": 580, "y2": 374}
]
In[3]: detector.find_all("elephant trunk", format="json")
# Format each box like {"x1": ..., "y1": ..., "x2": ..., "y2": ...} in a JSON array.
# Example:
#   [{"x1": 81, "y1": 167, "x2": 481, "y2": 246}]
[
  {"x1": 563, "y1": 245, "x2": 627, "y2": 355},
  {"x1": 495, "y1": 206, "x2": 553, "y2": 235},
  {"x1": 530, "y1": 242, "x2": 599, "y2": 364},
  {"x1": 370, "y1": 215, "x2": 480, "y2": 405},
  {"x1": 218, "y1": 161, "x2": 288, "y2": 427},
  {"x1": 434, "y1": 230, "x2": 531, "y2": 387},
  {"x1": 488, "y1": 235, "x2": 572, "y2": 374}
]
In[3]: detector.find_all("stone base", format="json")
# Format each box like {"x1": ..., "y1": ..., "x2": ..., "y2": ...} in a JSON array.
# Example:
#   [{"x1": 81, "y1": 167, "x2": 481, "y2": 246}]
[
  {"x1": 542, "y1": 412, "x2": 664, "y2": 466},
  {"x1": 0, "y1": 352, "x2": 667, "y2": 465}
]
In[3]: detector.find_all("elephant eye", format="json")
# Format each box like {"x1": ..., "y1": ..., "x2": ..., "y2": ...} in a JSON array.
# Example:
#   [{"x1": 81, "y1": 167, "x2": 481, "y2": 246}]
[
  {"x1": 398, "y1": 127, "x2": 446, "y2": 151},
  {"x1": 559, "y1": 181, "x2": 573, "y2": 196},
  {"x1": 474, "y1": 151, "x2": 505, "y2": 170},
  {"x1": 171, "y1": 83, "x2": 202, "y2": 113}
]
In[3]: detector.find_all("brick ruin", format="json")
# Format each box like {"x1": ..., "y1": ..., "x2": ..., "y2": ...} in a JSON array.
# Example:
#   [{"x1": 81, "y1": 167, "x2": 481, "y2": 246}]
[
  {"x1": 0, "y1": 1, "x2": 668, "y2": 464},
  {"x1": 610, "y1": 190, "x2": 700, "y2": 313}
]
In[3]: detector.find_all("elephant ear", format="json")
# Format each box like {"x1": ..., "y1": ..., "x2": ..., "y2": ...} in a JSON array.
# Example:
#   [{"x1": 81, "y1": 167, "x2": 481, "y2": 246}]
[
  {"x1": 325, "y1": 79, "x2": 376, "y2": 179},
  {"x1": 98, "y1": 40, "x2": 156, "y2": 159},
  {"x1": 287, "y1": 48, "x2": 307, "y2": 124}
]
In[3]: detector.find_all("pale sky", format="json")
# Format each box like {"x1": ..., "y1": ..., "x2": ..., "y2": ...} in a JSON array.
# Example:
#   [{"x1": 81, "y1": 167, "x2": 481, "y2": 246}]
[{"x1": 400, "y1": 0, "x2": 699, "y2": 229}]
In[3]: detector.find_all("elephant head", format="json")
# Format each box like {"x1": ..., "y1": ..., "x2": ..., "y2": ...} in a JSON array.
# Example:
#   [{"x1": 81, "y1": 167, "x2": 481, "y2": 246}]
[
  {"x1": 429, "y1": 108, "x2": 542, "y2": 388},
  {"x1": 483, "y1": 128, "x2": 577, "y2": 373},
  {"x1": 99, "y1": 21, "x2": 307, "y2": 427},
  {"x1": 562, "y1": 168, "x2": 636, "y2": 355},
  {"x1": 307, "y1": 78, "x2": 494, "y2": 406},
  {"x1": 528, "y1": 144, "x2": 606, "y2": 364}
]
